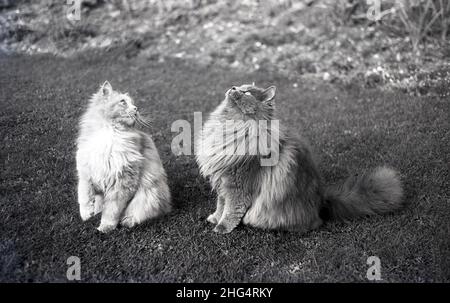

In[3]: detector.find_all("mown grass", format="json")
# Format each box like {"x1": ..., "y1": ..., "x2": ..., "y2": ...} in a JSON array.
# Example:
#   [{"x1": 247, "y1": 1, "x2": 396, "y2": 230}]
[{"x1": 0, "y1": 52, "x2": 448, "y2": 282}]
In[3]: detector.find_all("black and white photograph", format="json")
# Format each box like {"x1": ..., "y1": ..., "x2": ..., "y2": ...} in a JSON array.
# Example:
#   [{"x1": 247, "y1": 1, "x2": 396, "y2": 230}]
[{"x1": 0, "y1": 0, "x2": 449, "y2": 288}]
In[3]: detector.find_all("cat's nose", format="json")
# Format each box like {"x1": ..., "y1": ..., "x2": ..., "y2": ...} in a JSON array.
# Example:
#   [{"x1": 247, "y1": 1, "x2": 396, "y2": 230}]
[{"x1": 131, "y1": 106, "x2": 137, "y2": 112}]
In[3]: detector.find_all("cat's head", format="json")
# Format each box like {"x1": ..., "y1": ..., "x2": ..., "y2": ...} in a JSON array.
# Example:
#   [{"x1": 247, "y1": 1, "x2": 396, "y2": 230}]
[
  {"x1": 223, "y1": 84, "x2": 276, "y2": 120},
  {"x1": 90, "y1": 81, "x2": 140, "y2": 128}
]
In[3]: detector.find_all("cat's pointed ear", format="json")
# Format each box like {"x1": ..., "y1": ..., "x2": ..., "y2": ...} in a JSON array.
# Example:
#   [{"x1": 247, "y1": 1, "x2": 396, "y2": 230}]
[
  {"x1": 101, "y1": 81, "x2": 113, "y2": 96},
  {"x1": 262, "y1": 86, "x2": 276, "y2": 105}
]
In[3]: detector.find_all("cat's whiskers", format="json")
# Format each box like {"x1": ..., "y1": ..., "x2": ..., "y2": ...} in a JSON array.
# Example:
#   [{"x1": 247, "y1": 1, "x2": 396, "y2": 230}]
[
  {"x1": 137, "y1": 113, "x2": 152, "y2": 128},
  {"x1": 128, "y1": 112, "x2": 152, "y2": 128}
]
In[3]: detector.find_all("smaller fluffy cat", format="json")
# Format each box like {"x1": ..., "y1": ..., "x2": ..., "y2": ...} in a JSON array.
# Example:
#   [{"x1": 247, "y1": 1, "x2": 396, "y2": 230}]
[
  {"x1": 196, "y1": 84, "x2": 404, "y2": 234},
  {"x1": 76, "y1": 81, "x2": 171, "y2": 233}
]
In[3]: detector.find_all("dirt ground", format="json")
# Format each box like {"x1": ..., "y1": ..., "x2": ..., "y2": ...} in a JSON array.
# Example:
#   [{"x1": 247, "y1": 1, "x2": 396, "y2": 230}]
[{"x1": 1, "y1": 1, "x2": 449, "y2": 95}]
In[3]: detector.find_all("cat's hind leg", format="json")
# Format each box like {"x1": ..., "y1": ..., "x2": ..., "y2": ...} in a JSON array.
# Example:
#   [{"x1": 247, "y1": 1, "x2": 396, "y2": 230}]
[
  {"x1": 77, "y1": 175, "x2": 95, "y2": 221},
  {"x1": 120, "y1": 182, "x2": 171, "y2": 228},
  {"x1": 206, "y1": 195, "x2": 225, "y2": 225}
]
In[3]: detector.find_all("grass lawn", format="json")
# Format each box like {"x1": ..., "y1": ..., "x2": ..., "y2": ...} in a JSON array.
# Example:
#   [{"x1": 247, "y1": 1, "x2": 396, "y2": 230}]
[{"x1": 0, "y1": 52, "x2": 448, "y2": 282}]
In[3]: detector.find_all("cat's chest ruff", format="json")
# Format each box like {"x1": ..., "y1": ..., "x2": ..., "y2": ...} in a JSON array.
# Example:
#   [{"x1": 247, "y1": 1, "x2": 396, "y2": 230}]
[
  {"x1": 82, "y1": 128, "x2": 115, "y2": 158},
  {"x1": 78, "y1": 127, "x2": 142, "y2": 180}
]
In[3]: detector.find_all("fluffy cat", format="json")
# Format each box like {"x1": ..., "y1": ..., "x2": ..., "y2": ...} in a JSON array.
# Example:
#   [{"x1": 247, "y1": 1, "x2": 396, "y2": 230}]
[
  {"x1": 76, "y1": 81, "x2": 171, "y2": 233},
  {"x1": 196, "y1": 84, "x2": 404, "y2": 234}
]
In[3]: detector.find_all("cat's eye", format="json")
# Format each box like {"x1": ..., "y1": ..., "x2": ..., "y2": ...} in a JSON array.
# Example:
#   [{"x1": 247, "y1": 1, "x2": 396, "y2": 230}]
[{"x1": 119, "y1": 99, "x2": 126, "y2": 105}]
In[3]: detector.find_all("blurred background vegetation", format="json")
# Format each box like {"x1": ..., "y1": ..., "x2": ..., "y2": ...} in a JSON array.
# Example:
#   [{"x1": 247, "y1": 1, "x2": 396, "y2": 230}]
[{"x1": 0, "y1": 0, "x2": 449, "y2": 95}]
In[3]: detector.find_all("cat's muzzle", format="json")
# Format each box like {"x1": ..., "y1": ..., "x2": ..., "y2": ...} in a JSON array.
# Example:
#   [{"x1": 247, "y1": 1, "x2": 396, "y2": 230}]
[{"x1": 228, "y1": 87, "x2": 242, "y2": 100}]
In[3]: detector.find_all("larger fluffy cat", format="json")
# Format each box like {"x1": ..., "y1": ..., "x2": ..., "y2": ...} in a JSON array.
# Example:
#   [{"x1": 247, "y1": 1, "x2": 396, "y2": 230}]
[
  {"x1": 76, "y1": 81, "x2": 171, "y2": 233},
  {"x1": 196, "y1": 84, "x2": 404, "y2": 234}
]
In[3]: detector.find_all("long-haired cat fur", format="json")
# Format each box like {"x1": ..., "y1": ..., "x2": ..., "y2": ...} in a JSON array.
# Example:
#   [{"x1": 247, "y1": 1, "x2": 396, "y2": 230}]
[
  {"x1": 76, "y1": 81, "x2": 171, "y2": 233},
  {"x1": 196, "y1": 84, "x2": 404, "y2": 234}
]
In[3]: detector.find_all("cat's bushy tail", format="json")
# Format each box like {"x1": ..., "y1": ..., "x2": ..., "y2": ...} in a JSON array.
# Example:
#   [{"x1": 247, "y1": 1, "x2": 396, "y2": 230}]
[{"x1": 322, "y1": 166, "x2": 404, "y2": 221}]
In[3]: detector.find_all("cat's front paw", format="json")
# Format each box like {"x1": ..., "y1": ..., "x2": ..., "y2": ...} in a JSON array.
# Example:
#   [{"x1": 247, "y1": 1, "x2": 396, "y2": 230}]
[
  {"x1": 79, "y1": 204, "x2": 95, "y2": 221},
  {"x1": 96, "y1": 223, "x2": 117, "y2": 233},
  {"x1": 206, "y1": 214, "x2": 219, "y2": 225},
  {"x1": 213, "y1": 222, "x2": 235, "y2": 234}
]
